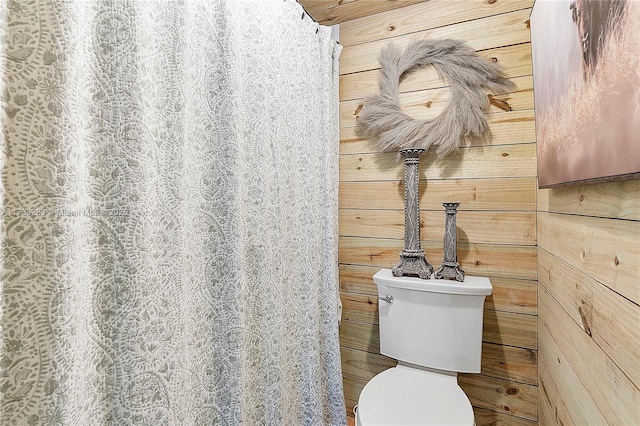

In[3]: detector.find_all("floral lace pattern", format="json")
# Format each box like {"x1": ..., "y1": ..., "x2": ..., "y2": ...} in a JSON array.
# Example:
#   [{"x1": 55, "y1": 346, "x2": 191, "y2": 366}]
[{"x1": 0, "y1": 0, "x2": 344, "y2": 424}]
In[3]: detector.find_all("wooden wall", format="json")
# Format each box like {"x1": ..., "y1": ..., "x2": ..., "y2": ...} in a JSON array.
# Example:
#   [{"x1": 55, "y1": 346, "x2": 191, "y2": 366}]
[
  {"x1": 302, "y1": 1, "x2": 640, "y2": 425},
  {"x1": 537, "y1": 181, "x2": 640, "y2": 425},
  {"x1": 309, "y1": 0, "x2": 539, "y2": 424}
]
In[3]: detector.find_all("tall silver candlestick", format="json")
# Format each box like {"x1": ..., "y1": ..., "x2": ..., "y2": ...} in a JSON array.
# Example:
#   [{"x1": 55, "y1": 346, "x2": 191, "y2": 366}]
[
  {"x1": 392, "y1": 149, "x2": 434, "y2": 279},
  {"x1": 434, "y1": 202, "x2": 465, "y2": 281}
]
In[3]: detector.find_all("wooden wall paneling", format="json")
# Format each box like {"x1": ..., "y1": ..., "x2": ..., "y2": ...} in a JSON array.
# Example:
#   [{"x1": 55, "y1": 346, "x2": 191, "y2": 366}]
[
  {"x1": 537, "y1": 179, "x2": 640, "y2": 221},
  {"x1": 341, "y1": 264, "x2": 538, "y2": 316},
  {"x1": 538, "y1": 320, "x2": 607, "y2": 425},
  {"x1": 339, "y1": 236, "x2": 402, "y2": 267},
  {"x1": 339, "y1": 178, "x2": 538, "y2": 211},
  {"x1": 302, "y1": 0, "x2": 427, "y2": 26},
  {"x1": 340, "y1": 75, "x2": 533, "y2": 127},
  {"x1": 340, "y1": 109, "x2": 536, "y2": 154},
  {"x1": 343, "y1": 374, "x2": 367, "y2": 415},
  {"x1": 483, "y1": 310, "x2": 537, "y2": 349},
  {"x1": 537, "y1": 369, "x2": 559, "y2": 426},
  {"x1": 340, "y1": 43, "x2": 533, "y2": 102},
  {"x1": 339, "y1": 291, "x2": 379, "y2": 324},
  {"x1": 481, "y1": 342, "x2": 537, "y2": 386},
  {"x1": 340, "y1": 346, "x2": 396, "y2": 382},
  {"x1": 339, "y1": 0, "x2": 534, "y2": 47},
  {"x1": 345, "y1": 75, "x2": 532, "y2": 127},
  {"x1": 339, "y1": 237, "x2": 538, "y2": 280},
  {"x1": 473, "y1": 407, "x2": 537, "y2": 426},
  {"x1": 340, "y1": 9, "x2": 531, "y2": 75},
  {"x1": 339, "y1": 264, "x2": 379, "y2": 295},
  {"x1": 538, "y1": 287, "x2": 640, "y2": 424},
  {"x1": 538, "y1": 357, "x2": 571, "y2": 426},
  {"x1": 339, "y1": 319, "x2": 380, "y2": 353},
  {"x1": 481, "y1": 109, "x2": 536, "y2": 146},
  {"x1": 538, "y1": 248, "x2": 640, "y2": 390},
  {"x1": 458, "y1": 374, "x2": 538, "y2": 421},
  {"x1": 334, "y1": 1, "x2": 538, "y2": 422},
  {"x1": 300, "y1": 0, "x2": 355, "y2": 14},
  {"x1": 538, "y1": 211, "x2": 640, "y2": 305},
  {"x1": 343, "y1": 300, "x2": 537, "y2": 350},
  {"x1": 484, "y1": 277, "x2": 537, "y2": 316},
  {"x1": 339, "y1": 209, "x2": 536, "y2": 245},
  {"x1": 339, "y1": 144, "x2": 537, "y2": 181},
  {"x1": 537, "y1": 250, "x2": 590, "y2": 328},
  {"x1": 339, "y1": 325, "x2": 536, "y2": 388},
  {"x1": 341, "y1": 294, "x2": 537, "y2": 351}
]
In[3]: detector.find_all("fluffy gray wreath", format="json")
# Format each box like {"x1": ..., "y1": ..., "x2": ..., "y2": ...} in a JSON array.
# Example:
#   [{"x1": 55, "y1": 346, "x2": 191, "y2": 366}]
[{"x1": 356, "y1": 39, "x2": 516, "y2": 157}]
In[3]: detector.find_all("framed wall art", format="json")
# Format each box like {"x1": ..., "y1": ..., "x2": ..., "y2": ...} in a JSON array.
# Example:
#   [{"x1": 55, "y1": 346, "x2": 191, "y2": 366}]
[{"x1": 531, "y1": 0, "x2": 640, "y2": 188}]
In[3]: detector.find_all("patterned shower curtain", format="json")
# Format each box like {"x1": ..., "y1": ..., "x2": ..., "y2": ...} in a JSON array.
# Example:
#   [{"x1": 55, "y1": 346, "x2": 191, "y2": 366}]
[{"x1": 0, "y1": 0, "x2": 345, "y2": 424}]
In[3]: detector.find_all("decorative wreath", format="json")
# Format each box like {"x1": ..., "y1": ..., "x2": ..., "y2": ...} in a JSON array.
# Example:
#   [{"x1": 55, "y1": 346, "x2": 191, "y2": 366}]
[{"x1": 356, "y1": 39, "x2": 516, "y2": 157}]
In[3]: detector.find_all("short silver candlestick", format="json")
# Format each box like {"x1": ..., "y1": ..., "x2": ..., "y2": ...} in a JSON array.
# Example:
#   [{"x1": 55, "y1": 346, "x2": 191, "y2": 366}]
[
  {"x1": 434, "y1": 202, "x2": 465, "y2": 281},
  {"x1": 392, "y1": 149, "x2": 434, "y2": 279}
]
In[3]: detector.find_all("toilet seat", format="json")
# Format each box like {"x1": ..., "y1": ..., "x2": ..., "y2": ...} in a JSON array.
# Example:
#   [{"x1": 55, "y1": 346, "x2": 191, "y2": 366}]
[{"x1": 356, "y1": 365, "x2": 475, "y2": 426}]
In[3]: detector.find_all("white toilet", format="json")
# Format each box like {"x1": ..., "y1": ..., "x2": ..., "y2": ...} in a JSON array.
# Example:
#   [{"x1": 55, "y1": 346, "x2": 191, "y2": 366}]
[{"x1": 355, "y1": 268, "x2": 492, "y2": 426}]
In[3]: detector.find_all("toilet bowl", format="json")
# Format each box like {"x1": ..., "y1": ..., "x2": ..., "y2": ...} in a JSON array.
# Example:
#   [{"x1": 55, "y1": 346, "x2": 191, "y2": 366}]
[
  {"x1": 356, "y1": 364, "x2": 474, "y2": 426},
  {"x1": 355, "y1": 269, "x2": 492, "y2": 426}
]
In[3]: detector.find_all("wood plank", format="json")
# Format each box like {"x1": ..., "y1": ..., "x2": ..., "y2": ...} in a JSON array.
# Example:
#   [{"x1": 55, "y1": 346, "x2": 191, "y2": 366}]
[
  {"x1": 458, "y1": 374, "x2": 537, "y2": 421},
  {"x1": 538, "y1": 247, "x2": 594, "y2": 336},
  {"x1": 304, "y1": 0, "x2": 427, "y2": 26},
  {"x1": 339, "y1": 264, "x2": 379, "y2": 295},
  {"x1": 339, "y1": 237, "x2": 538, "y2": 280},
  {"x1": 339, "y1": 178, "x2": 537, "y2": 211},
  {"x1": 340, "y1": 265, "x2": 537, "y2": 315},
  {"x1": 340, "y1": 293, "x2": 537, "y2": 352},
  {"x1": 537, "y1": 373, "x2": 558, "y2": 426},
  {"x1": 473, "y1": 407, "x2": 537, "y2": 426},
  {"x1": 538, "y1": 320, "x2": 608, "y2": 426},
  {"x1": 341, "y1": 9, "x2": 532, "y2": 75},
  {"x1": 340, "y1": 144, "x2": 537, "y2": 181},
  {"x1": 538, "y1": 354, "x2": 580, "y2": 426},
  {"x1": 339, "y1": 308, "x2": 536, "y2": 352},
  {"x1": 342, "y1": 374, "x2": 368, "y2": 416},
  {"x1": 485, "y1": 277, "x2": 537, "y2": 316},
  {"x1": 299, "y1": 0, "x2": 356, "y2": 14},
  {"x1": 480, "y1": 109, "x2": 536, "y2": 146},
  {"x1": 340, "y1": 109, "x2": 536, "y2": 154},
  {"x1": 339, "y1": 0, "x2": 533, "y2": 47},
  {"x1": 340, "y1": 75, "x2": 533, "y2": 127},
  {"x1": 341, "y1": 325, "x2": 537, "y2": 386},
  {"x1": 340, "y1": 43, "x2": 533, "y2": 101},
  {"x1": 339, "y1": 209, "x2": 536, "y2": 245},
  {"x1": 538, "y1": 179, "x2": 640, "y2": 221},
  {"x1": 340, "y1": 291, "x2": 379, "y2": 324},
  {"x1": 538, "y1": 287, "x2": 640, "y2": 425},
  {"x1": 483, "y1": 311, "x2": 537, "y2": 349},
  {"x1": 340, "y1": 346, "x2": 395, "y2": 382},
  {"x1": 537, "y1": 211, "x2": 640, "y2": 305},
  {"x1": 539, "y1": 248, "x2": 640, "y2": 389},
  {"x1": 481, "y1": 342, "x2": 537, "y2": 386},
  {"x1": 339, "y1": 319, "x2": 380, "y2": 353}
]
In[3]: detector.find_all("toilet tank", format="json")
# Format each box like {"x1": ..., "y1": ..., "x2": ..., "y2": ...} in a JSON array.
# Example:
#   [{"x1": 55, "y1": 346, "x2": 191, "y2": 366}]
[{"x1": 374, "y1": 269, "x2": 492, "y2": 373}]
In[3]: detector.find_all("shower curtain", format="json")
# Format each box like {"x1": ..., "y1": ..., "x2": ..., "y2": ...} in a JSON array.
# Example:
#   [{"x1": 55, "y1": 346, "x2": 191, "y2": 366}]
[{"x1": 0, "y1": 0, "x2": 345, "y2": 425}]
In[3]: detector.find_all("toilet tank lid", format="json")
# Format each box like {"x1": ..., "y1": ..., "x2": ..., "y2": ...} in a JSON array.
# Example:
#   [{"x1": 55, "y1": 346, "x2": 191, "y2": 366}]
[{"x1": 374, "y1": 269, "x2": 492, "y2": 296}]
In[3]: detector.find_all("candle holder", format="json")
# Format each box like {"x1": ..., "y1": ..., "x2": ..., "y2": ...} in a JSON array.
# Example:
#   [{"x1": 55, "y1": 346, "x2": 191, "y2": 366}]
[
  {"x1": 434, "y1": 202, "x2": 465, "y2": 282},
  {"x1": 391, "y1": 149, "x2": 434, "y2": 279}
]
